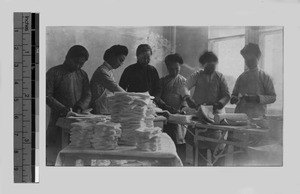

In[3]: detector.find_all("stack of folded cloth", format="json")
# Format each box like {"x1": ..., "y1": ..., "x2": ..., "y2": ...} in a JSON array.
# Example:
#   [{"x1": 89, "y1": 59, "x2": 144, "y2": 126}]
[
  {"x1": 69, "y1": 122, "x2": 94, "y2": 148},
  {"x1": 135, "y1": 127, "x2": 162, "y2": 152},
  {"x1": 108, "y1": 92, "x2": 158, "y2": 146},
  {"x1": 90, "y1": 121, "x2": 122, "y2": 150}
]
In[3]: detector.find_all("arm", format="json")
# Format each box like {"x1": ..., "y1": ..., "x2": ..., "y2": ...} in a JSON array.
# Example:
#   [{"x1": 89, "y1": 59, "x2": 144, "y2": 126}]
[
  {"x1": 154, "y1": 78, "x2": 179, "y2": 114},
  {"x1": 258, "y1": 74, "x2": 276, "y2": 104},
  {"x1": 73, "y1": 71, "x2": 92, "y2": 112},
  {"x1": 100, "y1": 71, "x2": 125, "y2": 93},
  {"x1": 230, "y1": 76, "x2": 240, "y2": 104},
  {"x1": 119, "y1": 67, "x2": 129, "y2": 91},
  {"x1": 218, "y1": 74, "x2": 231, "y2": 107},
  {"x1": 182, "y1": 72, "x2": 198, "y2": 109},
  {"x1": 46, "y1": 68, "x2": 69, "y2": 115},
  {"x1": 151, "y1": 68, "x2": 162, "y2": 99}
]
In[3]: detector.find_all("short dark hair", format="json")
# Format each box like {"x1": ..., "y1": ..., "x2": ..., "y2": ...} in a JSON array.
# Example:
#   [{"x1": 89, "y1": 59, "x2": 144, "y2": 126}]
[
  {"x1": 164, "y1": 53, "x2": 184, "y2": 66},
  {"x1": 199, "y1": 51, "x2": 218, "y2": 65},
  {"x1": 66, "y1": 45, "x2": 89, "y2": 61},
  {"x1": 240, "y1": 43, "x2": 261, "y2": 59},
  {"x1": 136, "y1": 44, "x2": 152, "y2": 56},
  {"x1": 103, "y1": 45, "x2": 128, "y2": 61}
]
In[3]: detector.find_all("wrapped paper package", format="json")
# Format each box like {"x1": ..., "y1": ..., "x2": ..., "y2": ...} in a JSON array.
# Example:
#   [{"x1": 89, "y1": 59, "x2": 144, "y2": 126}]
[
  {"x1": 108, "y1": 92, "x2": 159, "y2": 146},
  {"x1": 135, "y1": 127, "x2": 162, "y2": 152},
  {"x1": 214, "y1": 113, "x2": 249, "y2": 125},
  {"x1": 69, "y1": 122, "x2": 94, "y2": 148},
  {"x1": 91, "y1": 121, "x2": 121, "y2": 150},
  {"x1": 168, "y1": 114, "x2": 193, "y2": 124}
]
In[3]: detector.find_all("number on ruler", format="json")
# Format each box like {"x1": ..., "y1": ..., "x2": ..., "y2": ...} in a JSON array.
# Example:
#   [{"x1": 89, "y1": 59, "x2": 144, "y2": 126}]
[
  {"x1": 24, "y1": 93, "x2": 29, "y2": 98},
  {"x1": 14, "y1": 63, "x2": 19, "y2": 67},
  {"x1": 14, "y1": 115, "x2": 19, "y2": 119}
]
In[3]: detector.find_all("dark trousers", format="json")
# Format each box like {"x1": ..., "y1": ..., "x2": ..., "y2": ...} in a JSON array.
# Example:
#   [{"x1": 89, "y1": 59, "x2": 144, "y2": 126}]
[{"x1": 163, "y1": 123, "x2": 187, "y2": 165}]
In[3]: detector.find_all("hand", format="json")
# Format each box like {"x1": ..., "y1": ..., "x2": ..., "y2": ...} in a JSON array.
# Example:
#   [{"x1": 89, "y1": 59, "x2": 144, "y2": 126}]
[
  {"x1": 243, "y1": 94, "x2": 260, "y2": 103},
  {"x1": 213, "y1": 102, "x2": 224, "y2": 110},
  {"x1": 166, "y1": 105, "x2": 179, "y2": 114},
  {"x1": 59, "y1": 107, "x2": 70, "y2": 117},
  {"x1": 72, "y1": 105, "x2": 82, "y2": 114},
  {"x1": 157, "y1": 110, "x2": 170, "y2": 119},
  {"x1": 179, "y1": 110, "x2": 186, "y2": 115},
  {"x1": 230, "y1": 96, "x2": 239, "y2": 104}
]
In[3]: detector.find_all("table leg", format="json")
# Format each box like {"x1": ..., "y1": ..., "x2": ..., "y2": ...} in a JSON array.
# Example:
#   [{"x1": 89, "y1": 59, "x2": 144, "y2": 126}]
[
  {"x1": 207, "y1": 149, "x2": 212, "y2": 166},
  {"x1": 225, "y1": 145, "x2": 234, "y2": 166},
  {"x1": 61, "y1": 128, "x2": 69, "y2": 149},
  {"x1": 194, "y1": 130, "x2": 199, "y2": 166}
]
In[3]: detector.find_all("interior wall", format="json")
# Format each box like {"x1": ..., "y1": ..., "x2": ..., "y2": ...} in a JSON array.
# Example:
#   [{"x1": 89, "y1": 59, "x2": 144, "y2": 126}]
[
  {"x1": 46, "y1": 26, "x2": 174, "y2": 82},
  {"x1": 46, "y1": 26, "x2": 175, "y2": 126},
  {"x1": 174, "y1": 26, "x2": 208, "y2": 78}
]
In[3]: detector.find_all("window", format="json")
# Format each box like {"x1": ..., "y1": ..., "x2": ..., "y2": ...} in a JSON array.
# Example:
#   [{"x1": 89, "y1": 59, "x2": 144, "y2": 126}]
[
  {"x1": 208, "y1": 26, "x2": 246, "y2": 97},
  {"x1": 208, "y1": 26, "x2": 283, "y2": 115},
  {"x1": 258, "y1": 27, "x2": 283, "y2": 115}
]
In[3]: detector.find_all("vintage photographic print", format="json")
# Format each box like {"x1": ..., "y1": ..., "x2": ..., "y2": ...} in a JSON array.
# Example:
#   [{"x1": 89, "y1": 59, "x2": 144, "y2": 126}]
[{"x1": 46, "y1": 26, "x2": 283, "y2": 167}]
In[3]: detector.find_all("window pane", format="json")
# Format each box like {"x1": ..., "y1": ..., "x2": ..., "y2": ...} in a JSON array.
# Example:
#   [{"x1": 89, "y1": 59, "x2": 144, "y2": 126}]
[
  {"x1": 259, "y1": 26, "x2": 283, "y2": 32},
  {"x1": 259, "y1": 31, "x2": 283, "y2": 115},
  {"x1": 211, "y1": 37, "x2": 245, "y2": 94},
  {"x1": 209, "y1": 26, "x2": 245, "y2": 39}
]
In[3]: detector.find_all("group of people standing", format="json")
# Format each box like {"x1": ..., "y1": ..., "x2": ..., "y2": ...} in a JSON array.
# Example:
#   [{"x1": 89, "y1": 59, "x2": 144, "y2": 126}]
[{"x1": 46, "y1": 42, "x2": 276, "y2": 165}]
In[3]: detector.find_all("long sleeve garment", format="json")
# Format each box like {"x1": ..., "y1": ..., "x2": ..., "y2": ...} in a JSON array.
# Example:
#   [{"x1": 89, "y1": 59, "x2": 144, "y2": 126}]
[
  {"x1": 119, "y1": 63, "x2": 161, "y2": 97},
  {"x1": 90, "y1": 61, "x2": 124, "y2": 114},
  {"x1": 160, "y1": 74, "x2": 188, "y2": 110},
  {"x1": 46, "y1": 62, "x2": 91, "y2": 142},
  {"x1": 185, "y1": 70, "x2": 230, "y2": 107},
  {"x1": 232, "y1": 67, "x2": 276, "y2": 118},
  {"x1": 160, "y1": 74, "x2": 188, "y2": 144}
]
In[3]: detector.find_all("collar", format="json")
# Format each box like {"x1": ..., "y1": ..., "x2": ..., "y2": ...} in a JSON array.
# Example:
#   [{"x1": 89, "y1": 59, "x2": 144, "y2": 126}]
[
  {"x1": 248, "y1": 67, "x2": 259, "y2": 72},
  {"x1": 135, "y1": 62, "x2": 148, "y2": 68},
  {"x1": 102, "y1": 61, "x2": 113, "y2": 71},
  {"x1": 62, "y1": 61, "x2": 76, "y2": 72}
]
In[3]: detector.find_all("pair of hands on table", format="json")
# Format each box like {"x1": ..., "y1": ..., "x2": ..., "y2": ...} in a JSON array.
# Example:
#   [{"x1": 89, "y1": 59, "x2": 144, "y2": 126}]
[
  {"x1": 157, "y1": 109, "x2": 186, "y2": 119},
  {"x1": 231, "y1": 94, "x2": 260, "y2": 104},
  {"x1": 59, "y1": 107, "x2": 93, "y2": 117}
]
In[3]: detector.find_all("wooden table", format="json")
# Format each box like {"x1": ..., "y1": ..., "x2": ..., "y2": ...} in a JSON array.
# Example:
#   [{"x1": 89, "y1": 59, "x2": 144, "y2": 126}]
[
  {"x1": 55, "y1": 133, "x2": 183, "y2": 166},
  {"x1": 169, "y1": 119, "x2": 269, "y2": 166}
]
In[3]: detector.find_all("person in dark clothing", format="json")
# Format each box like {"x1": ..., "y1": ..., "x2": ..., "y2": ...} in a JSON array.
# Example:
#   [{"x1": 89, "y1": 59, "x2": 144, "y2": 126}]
[
  {"x1": 46, "y1": 45, "x2": 91, "y2": 165},
  {"x1": 119, "y1": 44, "x2": 161, "y2": 98}
]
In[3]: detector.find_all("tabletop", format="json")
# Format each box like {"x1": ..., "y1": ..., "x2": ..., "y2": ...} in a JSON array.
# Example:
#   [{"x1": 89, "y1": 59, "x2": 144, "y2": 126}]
[{"x1": 55, "y1": 133, "x2": 183, "y2": 166}]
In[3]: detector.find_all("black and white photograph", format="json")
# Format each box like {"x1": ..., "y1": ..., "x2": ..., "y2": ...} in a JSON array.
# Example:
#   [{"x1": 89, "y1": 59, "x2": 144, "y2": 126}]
[
  {"x1": 46, "y1": 26, "x2": 283, "y2": 167},
  {"x1": 2, "y1": 0, "x2": 300, "y2": 193}
]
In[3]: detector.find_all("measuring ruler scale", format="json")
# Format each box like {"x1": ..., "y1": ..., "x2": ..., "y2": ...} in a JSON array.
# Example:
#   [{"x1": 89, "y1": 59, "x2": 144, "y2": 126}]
[{"x1": 14, "y1": 12, "x2": 39, "y2": 183}]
